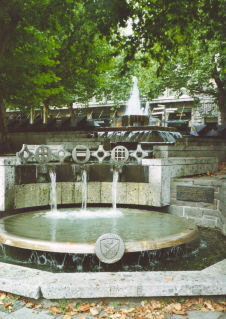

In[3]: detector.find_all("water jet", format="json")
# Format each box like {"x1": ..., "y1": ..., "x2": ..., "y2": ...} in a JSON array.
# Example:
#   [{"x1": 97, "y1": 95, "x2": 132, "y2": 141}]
[{"x1": 122, "y1": 76, "x2": 149, "y2": 127}]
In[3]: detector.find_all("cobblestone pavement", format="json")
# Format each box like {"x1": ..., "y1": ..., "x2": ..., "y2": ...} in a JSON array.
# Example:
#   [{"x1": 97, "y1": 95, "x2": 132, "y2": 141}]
[{"x1": 0, "y1": 295, "x2": 226, "y2": 319}]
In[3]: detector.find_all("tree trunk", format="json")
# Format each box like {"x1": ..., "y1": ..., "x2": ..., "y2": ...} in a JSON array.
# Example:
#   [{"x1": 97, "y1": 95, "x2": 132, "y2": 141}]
[
  {"x1": 30, "y1": 108, "x2": 35, "y2": 124},
  {"x1": 212, "y1": 65, "x2": 226, "y2": 124},
  {"x1": 68, "y1": 102, "x2": 75, "y2": 121},
  {"x1": 43, "y1": 101, "x2": 49, "y2": 124},
  {"x1": 217, "y1": 89, "x2": 226, "y2": 124},
  {"x1": 0, "y1": 89, "x2": 11, "y2": 153}
]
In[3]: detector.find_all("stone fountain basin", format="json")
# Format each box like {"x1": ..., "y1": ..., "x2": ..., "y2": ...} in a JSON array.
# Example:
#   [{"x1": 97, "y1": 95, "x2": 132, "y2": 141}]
[{"x1": 0, "y1": 208, "x2": 198, "y2": 254}]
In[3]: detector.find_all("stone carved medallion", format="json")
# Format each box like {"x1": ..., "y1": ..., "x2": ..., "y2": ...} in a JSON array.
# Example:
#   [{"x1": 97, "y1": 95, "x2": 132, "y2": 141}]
[
  {"x1": 91, "y1": 144, "x2": 110, "y2": 163},
  {"x1": 130, "y1": 143, "x2": 149, "y2": 165},
  {"x1": 52, "y1": 145, "x2": 71, "y2": 164},
  {"x1": 16, "y1": 144, "x2": 34, "y2": 164},
  {"x1": 111, "y1": 146, "x2": 129, "y2": 163},
  {"x1": 95, "y1": 233, "x2": 125, "y2": 264},
  {"x1": 34, "y1": 145, "x2": 52, "y2": 164},
  {"x1": 72, "y1": 145, "x2": 90, "y2": 163}
]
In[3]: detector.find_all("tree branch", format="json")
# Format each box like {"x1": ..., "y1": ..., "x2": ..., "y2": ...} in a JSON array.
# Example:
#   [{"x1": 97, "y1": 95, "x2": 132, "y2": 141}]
[{"x1": 189, "y1": 88, "x2": 218, "y2": 97}]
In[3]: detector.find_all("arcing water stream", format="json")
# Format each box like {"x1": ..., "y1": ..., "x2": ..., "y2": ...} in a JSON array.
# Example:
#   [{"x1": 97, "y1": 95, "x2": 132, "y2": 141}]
[{"x1": 49, "y1": 170, "x2": 57, "y2": 212}]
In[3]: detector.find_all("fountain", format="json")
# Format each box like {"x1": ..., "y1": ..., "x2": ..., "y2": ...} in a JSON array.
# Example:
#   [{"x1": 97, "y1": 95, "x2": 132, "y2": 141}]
[
  {"x1": 0, "y1": 77, "x2": 225, "y2": 298},
  {"x1": 122, "y1": 76, "x2": 149, "y2": 127},
  {"x1": 0, "y1": 144, "x2": 199, "y2": 266},
  {"x1": 0, "y1": 132, "x2": 225, "y2": 299}
]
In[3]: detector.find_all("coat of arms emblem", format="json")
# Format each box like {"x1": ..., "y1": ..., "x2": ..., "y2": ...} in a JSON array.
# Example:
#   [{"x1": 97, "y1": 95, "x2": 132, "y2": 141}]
[
  {"x1": 100, "y1": 238, "x2": 120, "y2": 259},
  {"x1": 95, "y1": 233, "x2": 125, "y2": 264}
]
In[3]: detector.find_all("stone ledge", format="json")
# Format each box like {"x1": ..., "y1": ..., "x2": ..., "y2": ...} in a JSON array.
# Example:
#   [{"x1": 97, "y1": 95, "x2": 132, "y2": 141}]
[{"x1": 0, "y1": 262, "x2": 226, "y2": 299}]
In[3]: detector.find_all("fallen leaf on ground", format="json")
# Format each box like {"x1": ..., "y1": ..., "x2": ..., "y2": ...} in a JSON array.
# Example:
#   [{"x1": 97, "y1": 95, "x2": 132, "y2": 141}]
[
  {"x1": 8, "y1": 306, "x2": 13, "y2": 312},
  {"x1": 90, "y1": 307, "x2": 99, "y2": 315},
  {"x1": 0, "y1": 293, "x2": 6, "y2": 300},
  {"x1": 48, "y1": 306, "x2": 63, "y2": 315},
  {"x1": 104, "y1": 306, "x2": 115, "y2": 314},
  {"x1": 25, "y1": 302, "x2": 36, "y2": 308},
  {"x1": 120, "y1": 301, "x2": 129, "y2": 305},
  {"x1": 99, "y1": 300, "x2": 108, "y2": 306},
  {"x1": 79, "y1": 304, "x2": 90, "y2": 312},
  {"x1": 67, "y1": 301, "x2": 77, "y2": 308},
  {"x1": 204, "y1": 301, "x2": 214, "y2": 310},
  {"x1": 173, "y1": 310, "x2": 187, "y2": 315},
  {"x1": 173, "y1": 303, "x2": 182, "y2": 311},
  {"x1": 33, "y1": 304, "x2": 42, "y2": 309},
  {"x1": 3, "y1": 302, "x2": 13, "y2": 308},
  {"x1": 120, "y1": 308, "x2": 130, "y2": 314},
  {"x1": 165, "y1": 277, "x2": 173, "y2": 281},
  {"x1": 109, "y1": 313, "x2": 121, "y2": 319},
  {"x1": 150, "y1": 300, "x2": 162, "y2": 309}
]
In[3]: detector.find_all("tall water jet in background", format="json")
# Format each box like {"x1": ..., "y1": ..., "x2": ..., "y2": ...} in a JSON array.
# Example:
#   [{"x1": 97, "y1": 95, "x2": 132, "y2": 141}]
[
  {"x1": 125, "y1": 76, "x2": 143, "y2": 116},
  {"x1": 122, "y1": 76, "x2": 149, "y2": 126},
  {"x1": 49, "y1": 170, "x2": 57, "y2": 212}
]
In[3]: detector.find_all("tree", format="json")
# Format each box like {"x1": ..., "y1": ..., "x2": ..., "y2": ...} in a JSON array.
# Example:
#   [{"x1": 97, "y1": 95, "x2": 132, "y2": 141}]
[
  {"x1": 0, "y1": 0, "x2": 70, "y2": 151},
  {"x1": 123, "y1": 0, "x2": 226, "y2": 122},
  {"x1": 95, "y1": 51, "x2": 165, "y2": 107},
  {"x1": 0, "y1": 0, "x2": 130, "y2": 152},
  {"x1": 156, "y1": 39, "x2": 226, "y2": 122}
]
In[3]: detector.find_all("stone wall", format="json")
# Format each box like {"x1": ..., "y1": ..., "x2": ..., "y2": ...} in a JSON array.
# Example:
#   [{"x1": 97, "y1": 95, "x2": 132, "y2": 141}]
[
  {"x1": 153, "y1": 137, "x2": 226, "y2": 161},
  {"x1": 166, "y1": 176, "x2": 226, "y2": 235},
  {"x1": 9, "y1": 131, "x2": 110, "y2": 152},
  {"x1": 0, "y1": 156, "x2": 220, "y2": 211},
  {"x1": 0, "y1": 157, "x2": 20, "y2": 211},
  {"x1": 9, "y1": 157, "x2": 218, "y2": 210}
]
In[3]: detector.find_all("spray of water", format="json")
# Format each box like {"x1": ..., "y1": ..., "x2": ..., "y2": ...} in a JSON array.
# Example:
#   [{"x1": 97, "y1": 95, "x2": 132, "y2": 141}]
[
  {"x1": 125, "y1": 76, "x2": 148, "y2": 116},
  {"x1": 81, "y1": 169, "x2": 87, "y2": 211},
  {"x1": 112, "y1": 169, "x2": 119, "y2": 210},
  {"x1": 49, "y1": 170, "x2": 57, "y2": 212}
]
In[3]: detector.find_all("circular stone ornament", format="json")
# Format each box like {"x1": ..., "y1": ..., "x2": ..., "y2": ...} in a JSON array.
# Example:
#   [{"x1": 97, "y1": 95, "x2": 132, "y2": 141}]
[
  {"x1": 95, "y1": 233, "x2": 125, "y2": 264},
  {"x1": 72, "y1": 145, "x2": 91, "y2": 163},
  {"x1": 34, "y1": 145, "x2": 52, "y2": 164},
  {"x1": 111, "y1": 146, "x2": 129, "y2": 163}
]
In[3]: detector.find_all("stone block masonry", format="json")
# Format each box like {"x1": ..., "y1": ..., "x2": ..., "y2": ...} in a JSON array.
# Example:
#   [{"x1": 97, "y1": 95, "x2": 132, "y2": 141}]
[
  {"x1": 153, "y1": 137, "x2": 226, "y2": 161},
  {"x1": 10, "y1": 156, "x2": 218, "y2": 210},
  {"x1": 9, "y1": 131, "x2": 110, "y2": 152},
  {"x1": 167, "y1": 175, "x2": 226, "y2": 235},
  {"x1": 0, "y1": 157, "x2": 21, "y2": 211}
]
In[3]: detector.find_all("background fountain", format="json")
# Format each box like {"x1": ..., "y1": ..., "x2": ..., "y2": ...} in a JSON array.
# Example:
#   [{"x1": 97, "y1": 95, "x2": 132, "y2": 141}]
[{"x1": 122, "y1": 76, "x2": 149, "y2": 127}]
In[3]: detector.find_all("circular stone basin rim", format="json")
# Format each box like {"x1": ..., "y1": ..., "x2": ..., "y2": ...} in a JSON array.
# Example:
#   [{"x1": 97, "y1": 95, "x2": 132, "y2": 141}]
[{"x1": 0, "y1": 210, "x2": 199, "y2": 254}]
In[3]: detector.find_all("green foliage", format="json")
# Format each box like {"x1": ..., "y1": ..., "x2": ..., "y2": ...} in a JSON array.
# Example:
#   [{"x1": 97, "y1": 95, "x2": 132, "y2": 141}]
[
  {"x1": 0, "y1": 0, "x2": 129, "y2": 114},
  {"x1": 95, "y1": 51, "x2": 166, "y2": 108},
  {"x1": 58, "y1": 300, "x2": 68, "y2": 314},
  {"x1": 1, "y1": 0, "x2": 226, "y2": 129}
]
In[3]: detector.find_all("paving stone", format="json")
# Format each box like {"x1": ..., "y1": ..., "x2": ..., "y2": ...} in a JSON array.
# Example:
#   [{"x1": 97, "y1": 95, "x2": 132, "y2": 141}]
[
  {"x1": 0, "y1": 310, "x2": 11, "y2": 317},
  {"x1": 2, "y1": 307, "x2": 57, "y2": 318},
  {"x1": 167, "y1": 310, "x2": 226, "y2": 319}
]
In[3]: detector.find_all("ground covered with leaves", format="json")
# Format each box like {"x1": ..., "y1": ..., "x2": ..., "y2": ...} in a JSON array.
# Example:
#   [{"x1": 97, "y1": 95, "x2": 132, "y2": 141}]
[{"x1": 0, "y1": 291, "x2": 226, "y2": 318}]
